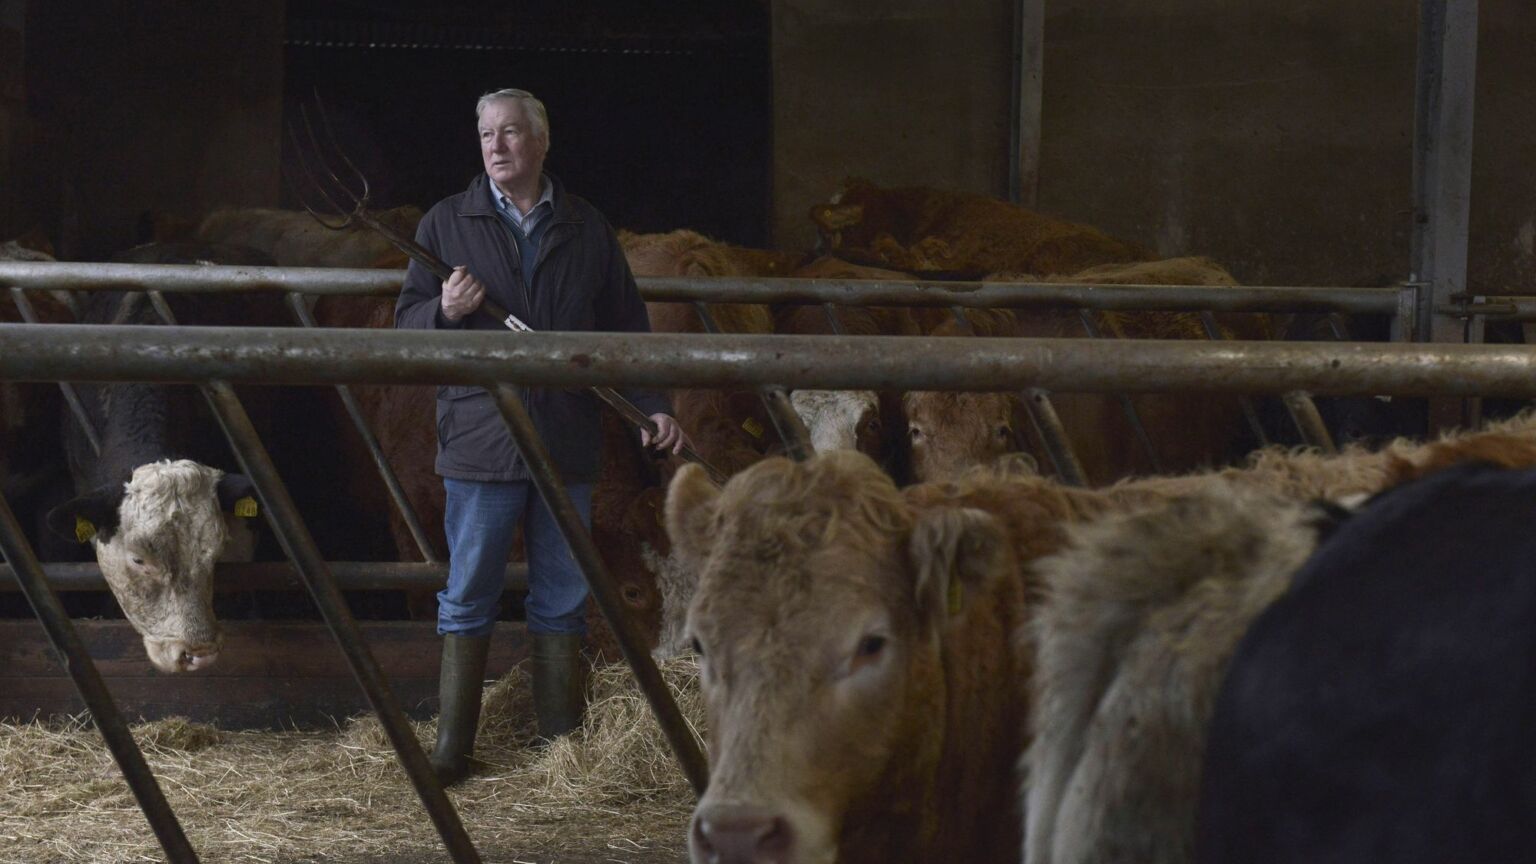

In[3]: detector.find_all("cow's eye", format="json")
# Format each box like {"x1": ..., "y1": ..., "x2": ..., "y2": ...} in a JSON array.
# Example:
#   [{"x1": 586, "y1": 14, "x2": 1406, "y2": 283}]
[
  {"x1": 856, "y1": 635, "x2": 886, "y2": 658},
  {"x1": 996, "y1": 425, "x2": 1012, "y2": 440},
  {"x1": 129, "y1": 556, "x2": 146, "y2": 567},
  {"x1": 909, "y1": 426, "x2": 924, "y2": 441}
]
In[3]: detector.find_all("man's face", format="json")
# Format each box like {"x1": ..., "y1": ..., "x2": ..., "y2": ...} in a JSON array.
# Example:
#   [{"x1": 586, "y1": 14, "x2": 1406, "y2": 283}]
[{"x1": 479, "y1": 98, "x2": 548, "y2": 192}]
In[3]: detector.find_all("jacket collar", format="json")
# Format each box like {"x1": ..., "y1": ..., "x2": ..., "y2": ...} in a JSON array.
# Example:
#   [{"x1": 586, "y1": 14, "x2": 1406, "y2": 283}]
[{"x1": 457, "y1": 171, "x2": 582, "y2": 223}]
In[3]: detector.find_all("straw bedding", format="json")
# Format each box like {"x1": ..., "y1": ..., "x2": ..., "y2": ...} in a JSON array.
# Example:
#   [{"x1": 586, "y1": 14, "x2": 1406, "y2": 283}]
[{"x1": 0, "y1": 659, "x2": 702, "y2": 863}]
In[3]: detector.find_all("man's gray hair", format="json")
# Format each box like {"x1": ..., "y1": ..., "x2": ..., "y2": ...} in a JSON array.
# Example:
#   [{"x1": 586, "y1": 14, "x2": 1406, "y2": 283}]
[{"x1": 476, "y1": 88, "x2": 550, "y2": 143}]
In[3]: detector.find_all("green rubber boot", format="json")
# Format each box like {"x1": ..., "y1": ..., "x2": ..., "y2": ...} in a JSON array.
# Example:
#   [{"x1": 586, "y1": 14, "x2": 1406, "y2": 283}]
[
  {"x1": 429, "y1": 633, "x2": 491, "y2": 787},
  {"x1": 531, "y1": 632, "x2": 587, "y2": 742}
]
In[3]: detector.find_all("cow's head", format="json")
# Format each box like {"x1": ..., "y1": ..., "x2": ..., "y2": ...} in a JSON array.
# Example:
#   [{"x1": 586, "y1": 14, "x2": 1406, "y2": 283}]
[
  {"x1": 47, "y1": 459, "x2": 257, "y2": 673},
  {"x1": 667, "y1": 451, "x2": 1014, "y2": 864},
  {"x1": 903, "y1": 391, "x2": 1026, "y2": 483},
  {"x1": 789, "y1": 390, "x2": 884, "y2": 458}
]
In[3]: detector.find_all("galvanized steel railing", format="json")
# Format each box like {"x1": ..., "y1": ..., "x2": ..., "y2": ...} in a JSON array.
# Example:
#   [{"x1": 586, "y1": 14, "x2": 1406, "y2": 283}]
[{"x1": 8, "y1": 324, "x2": 1535, "y2": 396}]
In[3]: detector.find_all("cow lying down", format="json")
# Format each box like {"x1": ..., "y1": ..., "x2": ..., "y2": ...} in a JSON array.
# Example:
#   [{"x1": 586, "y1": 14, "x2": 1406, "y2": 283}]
[{"x1": 1024, "y1": 420, "x2": 1536, "y2": 864}]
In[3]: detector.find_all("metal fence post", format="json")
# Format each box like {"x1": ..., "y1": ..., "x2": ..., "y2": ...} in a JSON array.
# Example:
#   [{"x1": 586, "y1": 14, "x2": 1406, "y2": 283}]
[
  {"x1": 0, "y1": 489, "x2": 201, "y2": 863},
  {"x1": 489, "y1": 383, "x2": 710, "y2": 796},
  {"x1": 145, "y1": 290, "x2": 482, "y2": 863}
]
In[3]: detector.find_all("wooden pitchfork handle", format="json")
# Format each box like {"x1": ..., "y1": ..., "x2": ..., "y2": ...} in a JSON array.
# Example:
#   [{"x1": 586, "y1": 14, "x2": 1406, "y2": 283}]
[{"x1": 359, "y1": 209, "x2": 728, "y2": 485}]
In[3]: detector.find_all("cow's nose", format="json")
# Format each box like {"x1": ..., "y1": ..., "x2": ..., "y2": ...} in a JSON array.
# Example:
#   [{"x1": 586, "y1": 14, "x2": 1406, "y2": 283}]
[{"x1": 691, "y1": 803, "x2": 794, "y2": 864}]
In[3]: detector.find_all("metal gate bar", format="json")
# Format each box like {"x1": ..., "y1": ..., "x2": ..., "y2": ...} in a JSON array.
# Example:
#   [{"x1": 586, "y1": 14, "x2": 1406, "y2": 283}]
[
  {"x1": 1197, "y1": 312, "x2": 1274, "y2": 448},
  {"x1": 0, "y1": 260, "x2": 1406, "y2": 315},
  {"x1": 1077, "y1": 309, "x2": 1163, "y2": 472},
  {"x1": 201, "y1": 379, "x2": 483, "y2": 862},
  {"x1": 145, "y1": 291, "x2": 482, "y2": 863},
  {"x1": 9, "y1": 326, "x2": 1536, "y2": 397},
  {"x1": 8, "y1": 286, "x2": 102, "y2": 456},
  {"x1": 1280, "y1": 390, "x2": 1338, "y2": 454},
  {"x1": 692, "y1": 302, "x2": 814, "y2": 461},
  {"x1": 821, "y1": 302, "x2": 846, "y2": 334},
  {"x1": 489, "y1": 384, "x2": 710, "y2": 795},
  {"x1": 0, "y1": 561, "x2": 527, "y2": 592},
  {"x1": 1021, "y1": 387, "x2": 1088, "y2": 487},
  {"x1": 285, "y1": 292, "x2": 441, "y2": 562},
  {"x1": 0, "y1": 489, "x2": 201, "y2": 863},
  {"x1": 1207, "y1": 311, "x2": 1338, "y2": 452},
  {"x1": 948, "y1": 305, "x2": 1088, "y2": 484},
  {"x1": 645, "y1": 277, "x2": 1404, "y2": 315},
  {"x1": 760, "y1": 386, "x2": 815, "y2": 462}
]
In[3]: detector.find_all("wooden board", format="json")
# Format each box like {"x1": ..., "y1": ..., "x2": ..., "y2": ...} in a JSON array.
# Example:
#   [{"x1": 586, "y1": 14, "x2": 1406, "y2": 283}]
[{"x1": 0, "y1": 620, "x2": 529, "y2": 729}]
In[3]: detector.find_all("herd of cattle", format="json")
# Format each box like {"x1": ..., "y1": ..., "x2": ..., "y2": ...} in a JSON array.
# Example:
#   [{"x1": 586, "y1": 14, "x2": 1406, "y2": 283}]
[{"x1": 5, "y1": 179, "x2": 1532, "y2": 862}]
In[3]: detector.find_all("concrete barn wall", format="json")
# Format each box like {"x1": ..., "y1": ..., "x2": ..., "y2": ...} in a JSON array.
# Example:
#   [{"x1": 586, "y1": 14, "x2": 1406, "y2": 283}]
[
  {"x1": 17, "y1": 1, "x2": 284, "y2": 260},
  {"x1": 771, "y1": 0, "x2": 1015, "y2": 253},
  {"x1": 772, "y1": 0, "x2": 1536, "y2": 295}
]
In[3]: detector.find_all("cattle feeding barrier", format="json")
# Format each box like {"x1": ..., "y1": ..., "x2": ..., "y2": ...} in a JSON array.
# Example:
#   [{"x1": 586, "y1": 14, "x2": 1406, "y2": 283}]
[
  {"x1": 1, "y1": 259, "x2": 1525, "y2": 863},
  {"x1": 0, "y1": 258, "x2": 1424, "y2": 475}
]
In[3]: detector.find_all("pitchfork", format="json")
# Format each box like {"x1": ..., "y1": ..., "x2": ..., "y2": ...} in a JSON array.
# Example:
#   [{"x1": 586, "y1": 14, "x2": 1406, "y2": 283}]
[{"x1": 286, "y1": 96, "x2": 727, "y2": 485}]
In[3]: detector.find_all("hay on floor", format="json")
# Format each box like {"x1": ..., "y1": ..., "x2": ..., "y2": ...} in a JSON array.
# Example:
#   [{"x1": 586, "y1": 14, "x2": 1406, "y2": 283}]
[{"x1": 0, "y1": 657, "x2": 703, "y2": 863}]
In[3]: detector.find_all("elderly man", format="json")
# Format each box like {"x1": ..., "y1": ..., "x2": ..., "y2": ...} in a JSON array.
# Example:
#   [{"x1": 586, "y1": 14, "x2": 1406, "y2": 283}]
[{"x1": 396, "y1": 88, "x2": 686, "y2": 785}]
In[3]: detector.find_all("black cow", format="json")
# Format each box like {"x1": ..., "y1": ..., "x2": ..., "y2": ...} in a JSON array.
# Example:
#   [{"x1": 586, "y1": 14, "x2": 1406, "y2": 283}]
[{"x1": 1197, "y1": 461, "x2": 1536, "y2": 864}]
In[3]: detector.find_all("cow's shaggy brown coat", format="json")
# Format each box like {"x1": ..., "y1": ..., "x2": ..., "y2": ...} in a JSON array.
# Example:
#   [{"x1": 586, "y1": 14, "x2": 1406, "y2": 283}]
[
  {"x1": 1025, "y1": 483, "x2": 1330, "y2": 864},
  {"x1": 668, "y1": 451, "x2": 1093, "y2": 864},
  {"x1": 809, "y1": 178, "x2": 1151, "y2": 277},
  {"x1": 195, "y1": 206, "x2": 422, "y2": 268},
  {"x1": 1023, "y1": 412, "x2": 1536, "y2": 864},
  {"x1": 903, "y1": 257, "x2": 1264, "y2": 485},
  {"x1": 622, "y1": 228, "x2": 780, "y2": 483}
]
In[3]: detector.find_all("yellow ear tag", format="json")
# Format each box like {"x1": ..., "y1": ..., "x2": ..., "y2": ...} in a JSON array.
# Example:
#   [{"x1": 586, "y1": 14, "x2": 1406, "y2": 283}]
[
  {"x1": 947, "y1": 579, "x2": 964, "y2": 615},
  {"x1": 233, "y1": 496, "x2": 259, "y2": 518},
  {"x1": 75, "y1": 517, "x2": 96, "y2": 544},
  {"x1": 741, "y1": 417, "x2": 765, "y2": 439}
]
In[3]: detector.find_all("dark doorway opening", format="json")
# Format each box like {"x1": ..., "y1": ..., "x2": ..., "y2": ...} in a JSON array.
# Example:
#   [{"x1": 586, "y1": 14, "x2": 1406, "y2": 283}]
[{"x1": 283, "y1": 1, "x2": 772, "y2": 245}]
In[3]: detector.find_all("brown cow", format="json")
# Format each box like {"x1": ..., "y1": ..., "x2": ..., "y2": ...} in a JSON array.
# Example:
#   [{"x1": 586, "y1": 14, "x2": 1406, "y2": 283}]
[
  {"x1": 622, "y1": 229, "x2": 791, "y2": 659},
  {"x1": 810, "y1": 178, "x2": 1151, "y2": 277},
  {"x1": 903, "y1": 257, "x2": 1261, "y2": 485},
  {"x1": 622, "y1": 229, "x2": 782, "y2": 481},
  {"x1": 669, "y1": 448, "x2": 1213, "y2": 864},
  {"x1": 670, "y1": 413, "x2": 1536, "y2": 864},
  {"x1": 1023, "y1": 411, "x2": 1536, "y2": 864},
  {"x1": 194, "y1": 206, "x2": 423, "y2": 268}
]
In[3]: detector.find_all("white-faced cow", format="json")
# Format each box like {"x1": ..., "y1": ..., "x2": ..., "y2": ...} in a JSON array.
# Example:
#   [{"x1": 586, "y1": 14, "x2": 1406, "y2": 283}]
[{"x1": 43, "y1": 265, "x2": 277, "y2": 673}]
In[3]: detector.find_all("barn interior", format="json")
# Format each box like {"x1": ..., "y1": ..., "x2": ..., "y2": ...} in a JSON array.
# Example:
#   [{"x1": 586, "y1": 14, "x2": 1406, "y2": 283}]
[
  {"x1": 3, "y1": 0, "x2": 1534, "y2": 709},
  {"x1": 3, "y1": 1, "x2": 1536, "y2": 860},
  {"x1": 6, "y1": 1, "x2": 1535, "y2": 285}
]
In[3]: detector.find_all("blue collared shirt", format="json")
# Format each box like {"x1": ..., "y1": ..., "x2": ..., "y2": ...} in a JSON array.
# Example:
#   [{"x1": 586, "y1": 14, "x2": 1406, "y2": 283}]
[{"x1": 491, "y1": 174, "x2": 554, "y2": 237}]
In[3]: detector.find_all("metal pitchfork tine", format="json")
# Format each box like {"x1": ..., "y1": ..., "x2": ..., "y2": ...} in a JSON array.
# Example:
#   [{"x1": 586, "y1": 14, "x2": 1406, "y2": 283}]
[{"x1": 287, "y1": 95, "x2": 729, "y2": 486}]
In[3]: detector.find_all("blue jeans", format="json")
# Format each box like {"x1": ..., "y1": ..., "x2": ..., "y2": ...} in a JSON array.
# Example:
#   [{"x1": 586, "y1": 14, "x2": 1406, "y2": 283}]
[{"x1": 439, "y1": 478, "x2": 593, "y2": 637}]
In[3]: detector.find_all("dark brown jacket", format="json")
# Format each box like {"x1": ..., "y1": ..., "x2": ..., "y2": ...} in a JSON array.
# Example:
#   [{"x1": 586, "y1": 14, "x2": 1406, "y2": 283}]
[{"x1": 396, "y1": 172, "x2": 668, "y2": 482}]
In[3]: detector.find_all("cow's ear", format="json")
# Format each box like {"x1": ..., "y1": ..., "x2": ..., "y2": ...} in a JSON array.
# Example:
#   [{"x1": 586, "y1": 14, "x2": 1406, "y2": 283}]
[
  {"x1": 46, "y1": 485, "x2": 124, "y2": 544},
  {"x1": 216, "y1": 473, "x2": 259, "y2": 517},
  {"x1": 909, "y1": 507, "x2": 1008, "y2": 630},
  {"x1": 665, "y1": 463, "x2": 720, "y2": 565}
]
